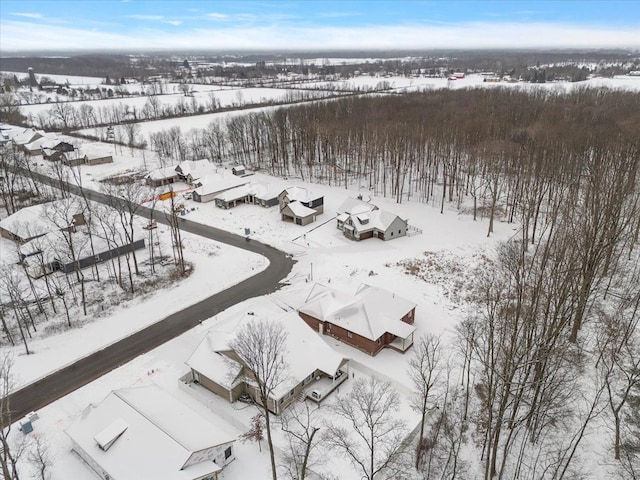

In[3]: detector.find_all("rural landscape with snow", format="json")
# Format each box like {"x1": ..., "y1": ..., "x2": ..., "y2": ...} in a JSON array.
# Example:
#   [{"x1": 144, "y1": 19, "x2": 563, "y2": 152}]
[{"x1": 1, "y1": 1, "x2": 640, "y2": 480}]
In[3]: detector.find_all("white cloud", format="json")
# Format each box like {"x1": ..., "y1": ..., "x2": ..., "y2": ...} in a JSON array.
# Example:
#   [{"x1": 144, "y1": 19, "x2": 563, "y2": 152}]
[
  {"x1": 126, "y1": 14, "x2": 164, "y2": 21},
  {"x1": 165, "y1": 20, "x2": 182, "y2": 26},
  {"x1": 1, "y1": 19, "x2": 639, "y2": 51},
  {"x1": 207, "y1": 12, "x2": 229, "y2": 20},
  {"x1": 10, "y1": 12, "x2": 43, "y2": 19}
]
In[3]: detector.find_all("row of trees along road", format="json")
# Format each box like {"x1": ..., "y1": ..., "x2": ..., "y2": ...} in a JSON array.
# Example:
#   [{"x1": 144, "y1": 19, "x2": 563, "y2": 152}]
[{"x1": 0, "y1": 146, "x2": 188, "y2": 357}]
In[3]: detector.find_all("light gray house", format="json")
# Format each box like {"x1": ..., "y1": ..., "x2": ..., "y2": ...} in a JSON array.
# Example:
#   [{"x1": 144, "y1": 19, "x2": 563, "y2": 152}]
[
  {"x1": 336, "y1": 197, "x2": 379, "y2": 230},
  {"x1": 342, "y1": 209, "x2": 407, "y2": 241}
]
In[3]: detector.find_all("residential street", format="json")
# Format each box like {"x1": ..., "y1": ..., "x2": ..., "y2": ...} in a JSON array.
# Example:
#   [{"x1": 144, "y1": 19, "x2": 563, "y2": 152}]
[{"x1": 5, "y1": 170, "x2": 295, "y2": 422}]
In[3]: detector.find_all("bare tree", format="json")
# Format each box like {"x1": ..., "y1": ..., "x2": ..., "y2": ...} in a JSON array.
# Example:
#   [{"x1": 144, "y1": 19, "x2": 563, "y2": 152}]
[
  {"x1": 230, "y1": 319, "x2": 288, "y2": 480},
  {"x1": 279, "y1": 402, "x2": 323, "y2": 480},
  {"x1": 408, "y1": 333, "x2": 443, "y2": 470},
  {"x1": 0, "y1": 353, "x2": 23, "y2": 480},
  {"x1": 26, "y1": 434, "x2": 52, "y2": 480},
  {"x1": 324, "y1": 377, "x2": 408, "y2": 480}
]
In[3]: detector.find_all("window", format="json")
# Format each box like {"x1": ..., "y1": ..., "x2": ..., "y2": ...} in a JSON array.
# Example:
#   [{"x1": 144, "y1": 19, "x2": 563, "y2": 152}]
[
  {"x1": 347, "y1": 332, "x2": 353, "y2": 338},
  {"x1": 398, "y1": 229, "x2": 401, "y2": 234},
  {"x1": 225, "y1": 447, "x2": 232, "y2": 459},
  {"x1": 377, "y1": 338, "x2": 382, "y2": 344},
  {"x1": 391, "y1": 232, "x2": 394, "y2": 236}
]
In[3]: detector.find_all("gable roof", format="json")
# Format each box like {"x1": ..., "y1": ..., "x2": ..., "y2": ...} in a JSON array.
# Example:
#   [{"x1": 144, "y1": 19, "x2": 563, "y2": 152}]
[
  {"x1": 147, "y1": 165, "x2": 179, "y2": 181},
  {"x1": 10, "y1": 128, "x2": 45, "y2": 145},
  {"x1": 336, "y1": 197, "x2": 378, "y2": 216},
  {"x1": 66, "y1": 385, "x2": 234, "y2": 480},
  {"x1": 175, "y1": 159, "x2": 215, "y2": 180},
  {"x1": 215, "y1": 182, "x2": 279, "y2": 203},
  {"x1": 0, "y1": 200, "x2": 79, "y2": 241},
  {"x1": 282, "y1": 201, "x2": 317, "y2": 218},
  {"x1": 281, "y1": 186, "x2": 322, "y2": 204},
  {"x1": 348, "y1": 209, "x2": 406, "y2": 233},
  {"x1": 194, "y1": 174, "x2": 250, "y2": 196},
  {"x1": 188, "y1": 306, "x2": 346, "y2": 399},
  {"x1": 299, "y1": 283, "x2": 416, "y2": 341},
  {"x1": 23, "y1": 133, "x2": 58, "y2": 152}
]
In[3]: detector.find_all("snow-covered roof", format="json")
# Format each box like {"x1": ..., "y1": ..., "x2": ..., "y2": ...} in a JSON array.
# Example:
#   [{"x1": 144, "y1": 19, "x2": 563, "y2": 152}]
[
  {"x1": 348, "y1": 209, "x2": 406, "y2": 232},
  {"x1": 9, "y1": 128, "x2": 45, "y2": 145},
  {"x1": 194, "y1": 174, "x2": 250, "y2": 196},
  {"x1": 214, "y1": 182, "x2": 279, "y2": 203},
  {"x1": 215, "y1": 183, "x2": 254, "y2": 202},
  {"x1": 23, "y1": 133, "x2": 58, "y2": 152},
  {"x1": 336, "y1": 197, "x2": 378, "y2": 216},
  {"x1": 284, "y1": 201, "x2": 317, "y2": 218},
  {"x1": 188, "y1": 307, "x2": 346, "y2": 399},
  {"x1": 299, "y1": 283, "x2": 416, "y2": 341},
  {"x1": 40, "y1": 139, "x2": 67, "y2": 150},
  {"x1": 176, "y1": 159, "x2": 215, "y2": 180},
  {"x1": 186, "y1": 336, "x2": 244, "y2": 389},
  {"x1": 251, "y1": 183, "x2": 279, "y2": 201},
  {"x1": 147, "y1": 165, "x2": 179, "y2": 181},
  {"x1": 66, "y1": 385, "x2": 234, "y2": 480},
  {"x1": 42, "y1": 147, "x2": 62, "y2": 158},
  {"x1": 281, "y1": 186, "x2": 322, "y2": 203},
  {"x1": 0, "y1": 200, "x2": 75, "y2": 241}
]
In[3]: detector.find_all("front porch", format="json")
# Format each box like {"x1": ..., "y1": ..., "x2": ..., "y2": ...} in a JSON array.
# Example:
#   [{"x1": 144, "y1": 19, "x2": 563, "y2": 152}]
[
  {"x1": 386, "y1": 332, "x2": 414, "y2": 353},
  {"x1": 305, "y1": 367, "x2": 349, "y2": 403}
]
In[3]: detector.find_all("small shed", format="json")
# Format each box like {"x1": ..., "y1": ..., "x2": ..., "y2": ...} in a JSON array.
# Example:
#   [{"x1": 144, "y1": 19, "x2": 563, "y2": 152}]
[{"x1": 231, "y1": 165, "x2": 246, "y2": 176}]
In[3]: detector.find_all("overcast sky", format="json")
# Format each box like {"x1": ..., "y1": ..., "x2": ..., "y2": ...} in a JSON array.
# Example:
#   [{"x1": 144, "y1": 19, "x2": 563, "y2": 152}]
[{"x1": 1, "y1": 0, "x2": 639, "y2": 52}]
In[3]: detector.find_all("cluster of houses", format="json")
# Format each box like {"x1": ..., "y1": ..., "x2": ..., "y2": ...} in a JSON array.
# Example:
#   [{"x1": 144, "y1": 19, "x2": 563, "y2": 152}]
[
  {"x1": 66, "y1": 280, "x2": 418, "y2": 479},
  {"x1": 0, "y1": 200, "x2": 144, "y2": 278},
  {"x1": 147, "y1": 160, "x2": 408, "y2": 241},
  {"x1": 6, "y1": 127, "x2": 113, "y2": 166},
  {"x1": 185, "y1": 282, "x2": 416, "y2": 410}
]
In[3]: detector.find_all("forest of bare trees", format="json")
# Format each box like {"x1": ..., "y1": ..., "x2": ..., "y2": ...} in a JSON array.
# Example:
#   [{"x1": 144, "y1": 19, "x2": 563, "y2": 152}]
[{"x1": 202, "y1": 86, "x2": 638, "y2": 478}]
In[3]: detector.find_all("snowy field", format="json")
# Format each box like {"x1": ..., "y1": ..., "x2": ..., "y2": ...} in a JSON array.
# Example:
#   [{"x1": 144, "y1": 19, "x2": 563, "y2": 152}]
[
  {"x1": 19, "y1": 86, "x2": 336, "y2": 119},
  {"x1": 75, "y1": 103, "x2": 294, "y2": 145},
  {"x1": 291, "y1": 72, "x2": 640, "y2": 92}
]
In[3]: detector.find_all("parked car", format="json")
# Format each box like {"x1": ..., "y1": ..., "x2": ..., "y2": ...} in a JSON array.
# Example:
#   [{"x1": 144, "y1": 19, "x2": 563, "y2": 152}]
[
  {"x1": 311, "y1": 390, "x2": 321, "y2": 400},
  {"x1": 182, "y1": 192, "x2": 193, "y2": 200}
]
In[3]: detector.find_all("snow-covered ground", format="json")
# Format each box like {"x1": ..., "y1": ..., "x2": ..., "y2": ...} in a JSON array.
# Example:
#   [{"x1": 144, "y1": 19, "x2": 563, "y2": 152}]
[
  {"x1": 75, "y1": 103, "x2": 294, "y2": 145},
  {"x1": 19, "y1": 87, "x2": 336, "y2": 121},
  {"x1": 4, "y1": 130, "x2": 517, "y2": 478},
  {"x1": 292, "y1": 73, "x2": 640, "y2": 93},
  {"x1": 5, "y1": 69, "x2": 635, "y2": 476}
]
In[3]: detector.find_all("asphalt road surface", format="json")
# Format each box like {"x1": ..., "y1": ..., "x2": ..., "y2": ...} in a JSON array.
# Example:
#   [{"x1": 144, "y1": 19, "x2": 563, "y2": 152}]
[{"x1": 5, "y1": 170, "x2": 295, "y2": 422}]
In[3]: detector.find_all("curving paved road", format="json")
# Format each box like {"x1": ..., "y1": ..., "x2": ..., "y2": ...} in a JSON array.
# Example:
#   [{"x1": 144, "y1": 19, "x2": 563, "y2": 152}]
[{"x1": 5, "y1": 171, "x2": 295, "y2": 422}]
